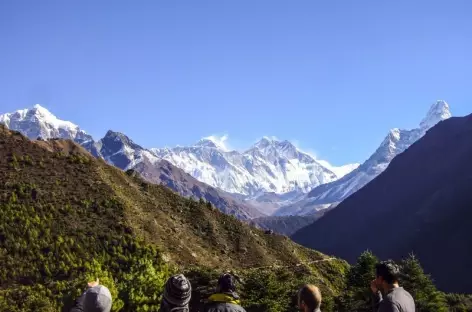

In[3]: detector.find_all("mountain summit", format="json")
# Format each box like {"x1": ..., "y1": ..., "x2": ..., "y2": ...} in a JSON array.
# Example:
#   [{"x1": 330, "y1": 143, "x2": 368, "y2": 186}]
[
  {"x1": 0, "y1": 104, "x2": 92, "y2": 144},
  {"x1": 419, "y1": 100, "x2": 452, "y2": 131},
  {"x1": 195, "y1": 135, "x2": 230, "y2": 151}
]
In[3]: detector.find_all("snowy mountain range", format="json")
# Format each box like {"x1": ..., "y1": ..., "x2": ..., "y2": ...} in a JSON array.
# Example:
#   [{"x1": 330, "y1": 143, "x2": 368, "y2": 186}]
[
  {"x1": 151, "y1": 137, "x2": 358, "y2": 198},
  {"x1": 0, "y1": 100, "x2": 452, "y2": 218},
  {"x1": 274, "y1": 100, "x2": 452, "y2": 216}
]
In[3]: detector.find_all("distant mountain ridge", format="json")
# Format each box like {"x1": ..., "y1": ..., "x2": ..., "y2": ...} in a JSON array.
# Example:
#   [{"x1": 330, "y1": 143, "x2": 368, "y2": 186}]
[
  {"x1": 152, "y1": 136, "x2": 357, "y2": 198},
  {"x1": 275, "y1": 100, "x2": 452, "y2": 216}
]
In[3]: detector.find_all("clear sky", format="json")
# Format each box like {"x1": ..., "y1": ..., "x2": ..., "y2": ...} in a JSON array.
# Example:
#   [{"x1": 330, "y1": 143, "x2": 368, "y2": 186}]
[{"x1": 0, "y1": 0, "x2": 471, "y2": 165}]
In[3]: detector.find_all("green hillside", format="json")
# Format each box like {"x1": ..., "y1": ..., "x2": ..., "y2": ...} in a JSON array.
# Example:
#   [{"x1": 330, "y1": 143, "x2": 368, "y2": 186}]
[{"x1": 0, "y1": 126, "x2": 348, "y2": 311}]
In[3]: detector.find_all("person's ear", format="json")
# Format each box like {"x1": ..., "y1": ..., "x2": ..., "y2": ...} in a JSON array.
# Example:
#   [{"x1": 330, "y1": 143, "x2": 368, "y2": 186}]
[{"x1": 299, "y1": 300, "x2": 306, "y2": 309}]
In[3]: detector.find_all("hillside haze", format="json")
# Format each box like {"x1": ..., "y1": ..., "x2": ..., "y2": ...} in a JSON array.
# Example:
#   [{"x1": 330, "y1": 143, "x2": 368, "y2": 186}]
[{"x1": 292, "y1": 113, "x2": 472, "y2": 293}]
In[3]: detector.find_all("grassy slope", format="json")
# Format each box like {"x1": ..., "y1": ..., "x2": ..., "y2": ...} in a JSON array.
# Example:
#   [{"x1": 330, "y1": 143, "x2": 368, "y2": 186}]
[{"x1": 0, "y1": 126, "x2": 347, "y2": 311}]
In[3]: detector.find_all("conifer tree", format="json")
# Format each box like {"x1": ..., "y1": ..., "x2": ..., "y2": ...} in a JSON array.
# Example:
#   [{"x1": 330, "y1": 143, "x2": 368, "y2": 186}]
[
  {"x1": 339, "y1": 250, "x2": 378, "y2": 311},
  {"x1": 400, "y1": 253, "x2": 448, "y2": 311}
]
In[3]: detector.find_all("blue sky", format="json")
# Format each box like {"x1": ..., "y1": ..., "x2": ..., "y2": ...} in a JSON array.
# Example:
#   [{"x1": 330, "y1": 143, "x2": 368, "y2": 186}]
[{"x1": 0, "y1": 0, "x2": 471, "y2": 165}]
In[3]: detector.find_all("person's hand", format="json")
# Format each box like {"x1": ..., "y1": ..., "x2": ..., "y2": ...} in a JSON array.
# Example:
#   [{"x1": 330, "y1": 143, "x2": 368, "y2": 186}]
[
  {"x1": 370, "y1": 279, "x2": 378, "y2": 293},
  {"x1": 87, "y1": 278, "x2": 99, "y2": 288}
]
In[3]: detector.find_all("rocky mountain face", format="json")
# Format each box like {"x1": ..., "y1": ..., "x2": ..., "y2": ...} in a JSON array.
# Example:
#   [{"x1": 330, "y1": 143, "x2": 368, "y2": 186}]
[
  {"x1": 275, "y1": 100, "x2": 452, "y2": 216},
  {"x1": 292, "y1": 112, "x2": 472, "y2": 293},
  {"x1": 96, "y1": 130, "x2": 160, "y2": 170},
  {"x1": 131, "y1": 159, "x2": 264, "y2": 219}
]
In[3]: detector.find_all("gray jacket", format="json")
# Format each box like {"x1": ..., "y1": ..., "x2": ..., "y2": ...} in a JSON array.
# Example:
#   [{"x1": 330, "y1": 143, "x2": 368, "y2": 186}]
[{"x1": 372, "y1": 287, "x2": 415, "y2": 312}]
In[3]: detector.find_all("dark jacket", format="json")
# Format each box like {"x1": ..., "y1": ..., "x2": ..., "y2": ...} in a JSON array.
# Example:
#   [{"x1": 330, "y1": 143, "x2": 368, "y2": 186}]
[
  {"x1": 70, "y1": 291, "x2": 86, "y2": 312},
  {"x1": 203, "y1": 293, "x2": 246, "y2": 312},
  {"x1": 372, "y1": 287, "x2": 415, "y2": 312}
]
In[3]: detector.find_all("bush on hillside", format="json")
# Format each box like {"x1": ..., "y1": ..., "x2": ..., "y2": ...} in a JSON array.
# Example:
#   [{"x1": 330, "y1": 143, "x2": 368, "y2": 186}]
[{"x1": 444, "y1": 293, "x2": 472, "y2": 312}]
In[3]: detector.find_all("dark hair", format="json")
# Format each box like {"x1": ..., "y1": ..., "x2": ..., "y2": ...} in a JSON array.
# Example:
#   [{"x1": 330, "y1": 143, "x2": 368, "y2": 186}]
[
  {"x1": 298, "y1": 284, "x2": 322, "y2": 311},
  {"x1": 376, "y1": 260, "x2": 400, "y2": 284},
  {"x1": 217, "y1": 273, "x2": 236, "y2": 293}
]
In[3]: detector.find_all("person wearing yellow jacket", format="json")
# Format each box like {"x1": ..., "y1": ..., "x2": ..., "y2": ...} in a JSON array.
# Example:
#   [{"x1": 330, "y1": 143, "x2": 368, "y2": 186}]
[{"x1": 203, "y1": 273, "x2": 246, "y2": 312}]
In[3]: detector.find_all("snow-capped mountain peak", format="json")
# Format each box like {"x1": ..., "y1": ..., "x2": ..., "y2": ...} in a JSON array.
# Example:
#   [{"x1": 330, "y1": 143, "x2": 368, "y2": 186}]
[
  {"x1": 252, "y1": 136, "x2": 277, "y2": 149},
  {"x1": 195, "y1": 136, "x2": 228, "y2": 151},
  {"x1": 420, "y1": 100, "x2": 451, "y2": 131},
  {"x1": 248, "y1": 137, "x2": 302, "y2": 161},
  {"x1": 98, "y1": 130, "x2": 159, "y2": 170},
  {"x1": 0, "y1": 104, "x2": 90, "y2": 143},
  {"x1": 28, "y1": 104, "x2": 80, "y2": 132}
]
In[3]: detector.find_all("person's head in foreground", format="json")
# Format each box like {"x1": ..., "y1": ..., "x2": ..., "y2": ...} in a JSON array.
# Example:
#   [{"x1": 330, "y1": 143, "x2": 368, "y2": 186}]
[
  {"x1": 216, "y1": 272, "x2": 237, "y2": 294},
  {"x1": 84, "y1": 285, "x2": 112, "y2": 312},
  {"x1": 70, "y1": 279, "x2": 112, "y2": 312},
  {"x1": 298, "y1": 284, "x2": 322, "y2": 312},
  {"x1": 373, "y1": 260, "x2": 401, "y2": 292},
  {"x1": 160, "y1": 274, "x2": 192, "y2": 312}
]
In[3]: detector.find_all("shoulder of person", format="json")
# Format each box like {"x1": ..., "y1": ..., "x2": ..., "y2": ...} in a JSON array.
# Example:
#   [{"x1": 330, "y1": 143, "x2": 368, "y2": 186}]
[{"x1": 207, "y1": 302, "x2": 245, "y2": 312}]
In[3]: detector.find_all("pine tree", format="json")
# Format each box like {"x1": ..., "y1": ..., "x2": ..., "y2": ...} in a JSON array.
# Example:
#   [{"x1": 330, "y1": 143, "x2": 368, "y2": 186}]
[
  {"x1": 339, "y1": 250, "x2": 378, "y2": 311},
  {"x1": 400, "y1": 253, "x2": 448, "y2": 312}
]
